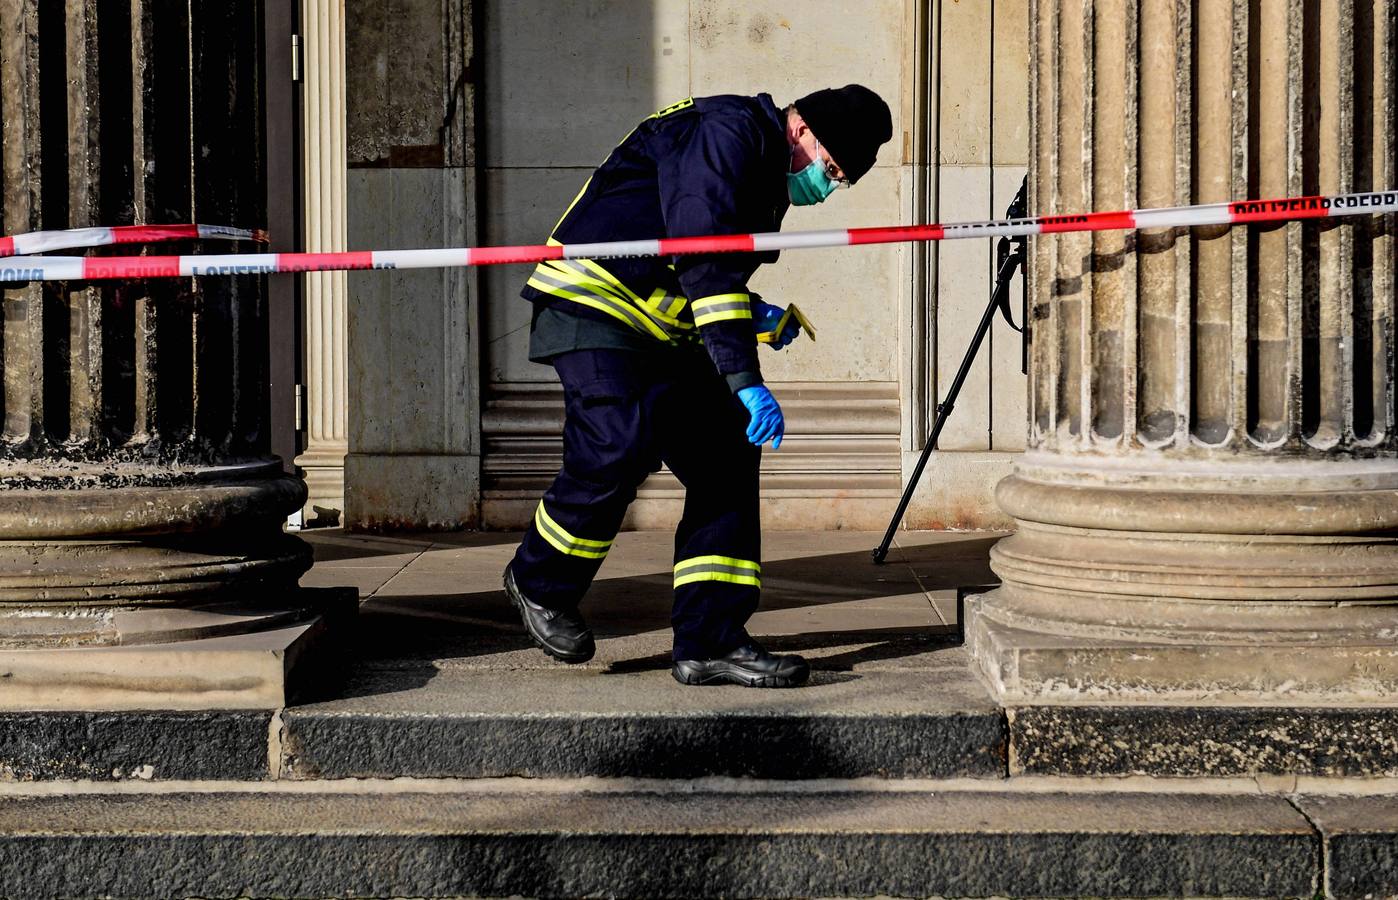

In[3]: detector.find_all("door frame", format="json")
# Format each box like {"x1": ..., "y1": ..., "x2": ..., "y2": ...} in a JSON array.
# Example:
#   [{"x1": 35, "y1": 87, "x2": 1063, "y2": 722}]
[{"x1": 263, "y1": 0, "x2": 302, "y2": 473}]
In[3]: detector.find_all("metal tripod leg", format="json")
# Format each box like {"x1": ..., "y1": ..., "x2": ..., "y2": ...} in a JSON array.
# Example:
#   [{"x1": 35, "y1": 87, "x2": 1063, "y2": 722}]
[{"x1": 871, "y1": 246, "x2": 1024, "y2": 564}]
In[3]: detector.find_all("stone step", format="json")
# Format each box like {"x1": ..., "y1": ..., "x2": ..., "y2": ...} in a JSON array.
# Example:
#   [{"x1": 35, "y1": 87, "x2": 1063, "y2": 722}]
[
  {"x1": 281, "y1": 648, "x2": 1007, "y2": 779},
  {"x1": 11, "y1": 662, "x2": 1398, "y2": 782},
  {"x1": 1010, "y1": 704, "x2": 1398, "y2": 777},
  {"x1": 0, "y1": 780, "x2": 1345, "y2": 899}
]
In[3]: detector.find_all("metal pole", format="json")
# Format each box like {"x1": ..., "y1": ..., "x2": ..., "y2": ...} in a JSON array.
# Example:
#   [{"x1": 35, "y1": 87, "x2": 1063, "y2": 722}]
[{"x1": 872, "y1": 244, "x2": 1023, "y2": 564}]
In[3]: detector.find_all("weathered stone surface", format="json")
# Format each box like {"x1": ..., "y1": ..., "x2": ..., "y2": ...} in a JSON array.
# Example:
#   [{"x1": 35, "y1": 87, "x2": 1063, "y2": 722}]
[
  {"x1": 1297, "y1": 794, "x2": 1398, "y2": 899},
  {"x1": 972, "y1": 0, "x2": 1398, "y2": 705},
  {"x1": 345, "y1": 0, "x2": 472, "y2": 166},
  {"x1": 0, "y1": 587, "x2": 358, "y2": 712},
  {"x1": 0, "y1": 2, "x2": 354, "y2": 717},
  {"x1": 1010, "y1": 706, "x2": 1398, "y2": 777},
  {"x1": 345, "y1": 166, "x2": 478, "y2": 531},
  {"x1": 901, "y1": 450, "x2": 1018, "y2": 532},
  {"x1": 286, "y1": 529, "x2": 1001, "y2": 779},
  {"x1": 283, "y1": 665, "x2": 1005, "y2": 779},
  {"x1": 972, "y1": 598, "x2": 1398, "y2": 706},
  {"x1": 0, "y1": 711, "x2": 270, "y2": 781},
  {"x1": 0, "y1": 788, "x2": 1316, "y2": 899}
]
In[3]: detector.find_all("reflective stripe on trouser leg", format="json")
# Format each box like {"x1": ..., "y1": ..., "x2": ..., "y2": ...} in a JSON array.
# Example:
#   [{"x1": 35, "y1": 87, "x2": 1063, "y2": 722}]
[
  {"x1": 674, "y1": 555, "x2": 761, "y2": 588},
  {"x1": 657, "y1": 359, "x2": 762, "y2": 661},
  {"x1": 512, "y1": 495, "x2": 625, "y2": 610},
  {"x1": 509, "y1": 349, "x2": 660, "y2": 610},
  {"x1": 534, "y1": 502, "x2": 613, "y2": 560}
]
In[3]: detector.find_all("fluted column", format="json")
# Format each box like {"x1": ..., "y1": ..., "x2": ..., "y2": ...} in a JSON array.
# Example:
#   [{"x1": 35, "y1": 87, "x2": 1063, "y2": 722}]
[
  {"x1": 968, "y1": 0, "x2": 1398, "y2": 704},
  {"x1": 0, "y1": 0, "x2": 346, "y2": 710},
  {"x1": 295, "y1": 0, "x2": 349, "y2": 524}
]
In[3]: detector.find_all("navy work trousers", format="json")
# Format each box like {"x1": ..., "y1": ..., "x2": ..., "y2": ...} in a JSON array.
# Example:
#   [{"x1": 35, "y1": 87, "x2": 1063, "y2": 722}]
[{"x1": 508, "y1": 347, "x2": 762, "y2": 661}]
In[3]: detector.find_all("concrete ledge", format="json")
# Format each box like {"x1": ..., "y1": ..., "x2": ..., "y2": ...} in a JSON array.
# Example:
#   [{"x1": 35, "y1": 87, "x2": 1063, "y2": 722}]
[
  {"x1": 1010, "y1": 706, "x2": 1398, "y2": 776},
  {"x1": 0, "y1": 588, "x2": 358, "y2": 712},
  {"x1": 969, "y1": 593, "x2": 1398, "y2": 705},
  {"x1": 0, "y1": 788, "x2": 1316, "y2": 899},
  {"x1": 282, "y1": 667, "x2": 1006, "y2": 779},
  {"x1": 0, "y1": 711, "x2": 271, "y2": 781}
]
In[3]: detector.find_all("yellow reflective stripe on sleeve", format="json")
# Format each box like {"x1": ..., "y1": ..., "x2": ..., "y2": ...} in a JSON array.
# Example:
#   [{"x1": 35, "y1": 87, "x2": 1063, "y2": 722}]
[
  {"x1": 691, "y1": 293, "x2": 753, "y2": 327},
  {"x1": 535, "y1": 503, "x2": 613, "y2": 560},
  {"x1": 673, "y1": 555, "x2": 762, "y2": 589},
  {"x1": 691, "y1": 293, "x2": 751, "y2": 311}
]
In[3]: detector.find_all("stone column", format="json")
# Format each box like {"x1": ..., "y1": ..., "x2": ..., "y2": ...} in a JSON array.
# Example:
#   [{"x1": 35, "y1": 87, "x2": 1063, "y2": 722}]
[
  {"x1": 342, "y1": 0, "x2": 479, "y2": 531},
  {"x1": 0, "y1": 0, "x2": 350, "y2": 710},
  {"x1": 968, "y1": 0, "x2": 1398, "y2": 704},
  {"x1": 295, "y1": 0, "x2": 350, "y2": 525}
]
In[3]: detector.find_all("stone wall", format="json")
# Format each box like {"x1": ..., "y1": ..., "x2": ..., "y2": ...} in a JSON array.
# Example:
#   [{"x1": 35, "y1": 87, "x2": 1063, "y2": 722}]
[
  {"x1": 342, "y1": 0, "x2": 479, "y2": 530},
  {"x1": 338, "y1": 0, "x2": 1029, "y2": 531}
]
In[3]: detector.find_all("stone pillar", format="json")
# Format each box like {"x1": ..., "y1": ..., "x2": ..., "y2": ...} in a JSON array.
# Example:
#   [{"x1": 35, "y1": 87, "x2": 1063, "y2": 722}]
[
  {"x1": 295, "y1": 0, "x2": 350, "y2": 525},
  {"x1": 342, "y1": 0, "x2": 479, "y2": 531},
  {"x1": 0, "y1": 0, "x2": 350, "y2": 710},
  {"x1": 968, "y1": 0, "x2": 1398, "y2": 704}
]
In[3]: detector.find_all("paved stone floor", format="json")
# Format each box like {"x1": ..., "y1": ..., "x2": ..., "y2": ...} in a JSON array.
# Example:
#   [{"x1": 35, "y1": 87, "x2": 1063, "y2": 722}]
[
  {"x1": 9, "y1": 530, "x2": 1398, "y2": 898},
  {"x1": 298, "y1": 527, "x2": 1002, "y2": 673}
]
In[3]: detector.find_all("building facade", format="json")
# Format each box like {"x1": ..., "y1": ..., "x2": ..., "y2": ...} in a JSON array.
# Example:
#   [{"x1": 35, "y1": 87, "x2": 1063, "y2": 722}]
[
  {"x1": 304, "y1": 0, "x2": 1031, "y2": 533},
  {"x1": 1, "y1": 0, "x2": 1394, "y2": 711}
]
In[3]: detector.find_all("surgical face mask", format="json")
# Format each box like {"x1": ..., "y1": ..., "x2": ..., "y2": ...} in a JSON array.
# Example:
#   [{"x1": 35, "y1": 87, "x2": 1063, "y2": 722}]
[{"x1": 787, "y1": 137, "x2": 838, "y2": 206}]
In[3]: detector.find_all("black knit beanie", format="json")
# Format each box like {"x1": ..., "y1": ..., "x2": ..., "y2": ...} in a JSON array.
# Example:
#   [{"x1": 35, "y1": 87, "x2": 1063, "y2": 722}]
[{"x1": 792, "y1": 84, "x2": 893, "y2": 185}]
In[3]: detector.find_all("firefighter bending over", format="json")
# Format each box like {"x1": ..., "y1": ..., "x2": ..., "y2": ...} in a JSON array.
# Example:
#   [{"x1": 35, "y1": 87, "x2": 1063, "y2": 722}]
[{"x1": 503, "y1": 85, "x2": 893, "y2": 688}]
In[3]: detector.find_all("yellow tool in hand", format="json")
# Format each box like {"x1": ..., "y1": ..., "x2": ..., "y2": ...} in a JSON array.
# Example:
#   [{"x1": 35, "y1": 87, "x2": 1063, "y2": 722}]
[{"x1": 755, "y1": 303, "x2": 817, "y2": 344}]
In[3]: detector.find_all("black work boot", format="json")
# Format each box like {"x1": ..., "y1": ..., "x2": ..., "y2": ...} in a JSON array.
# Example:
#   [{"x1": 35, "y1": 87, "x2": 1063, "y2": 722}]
[
  {"x1": 503, "y1": 565, "x2": 595, "y2": 664},
  {"x1": 672, "y1": 642, "x2": 810, "y2": 688}
]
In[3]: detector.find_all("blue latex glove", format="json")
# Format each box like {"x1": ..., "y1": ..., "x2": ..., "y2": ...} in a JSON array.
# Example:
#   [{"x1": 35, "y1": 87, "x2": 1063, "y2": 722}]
[
  {"x1": 737, "y1": 385, "x2": 784, "y2": 449},
  {"x1": 752, "y1": 300, "x2": 801, "y2": 350}
]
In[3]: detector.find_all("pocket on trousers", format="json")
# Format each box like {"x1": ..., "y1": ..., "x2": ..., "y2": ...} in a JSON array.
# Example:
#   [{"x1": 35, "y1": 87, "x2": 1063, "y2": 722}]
[
  {"x1": 574, "y1": 378, "x2": 635, "y2": 408},
  {"x1": 563, "y1": 378, "x2": 652, "y2": 483}
]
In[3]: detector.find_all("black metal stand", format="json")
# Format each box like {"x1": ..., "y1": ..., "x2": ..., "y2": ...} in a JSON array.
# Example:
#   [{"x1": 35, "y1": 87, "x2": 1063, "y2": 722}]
[{"x1": 872, "y1": 178, "x2": 1029, "y2": 564}]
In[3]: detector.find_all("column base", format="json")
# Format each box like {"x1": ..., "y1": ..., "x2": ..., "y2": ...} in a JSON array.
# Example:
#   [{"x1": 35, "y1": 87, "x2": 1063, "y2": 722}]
[
  {"x1": 967, "y1": 588, "x2": 1398, "y2": 706},
  {"x1": 297, "y1": 442, "x2": 347, "y2": 527},
  {"x1": 0, "y1": 588, "x2": 357, "y2": 711},
  {"x1": 973, "y1": 454, "x2": 1398, "y2": 706}
]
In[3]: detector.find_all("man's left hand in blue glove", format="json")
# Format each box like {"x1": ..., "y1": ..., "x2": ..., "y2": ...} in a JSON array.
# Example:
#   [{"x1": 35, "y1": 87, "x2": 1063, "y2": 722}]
[{"x1": 752, "y1": 299, "x2": 801, "y2": 350}]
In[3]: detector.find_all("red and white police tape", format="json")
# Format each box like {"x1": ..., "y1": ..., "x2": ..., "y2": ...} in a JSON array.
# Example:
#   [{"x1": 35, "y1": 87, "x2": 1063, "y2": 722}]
[
  {"x1": 1, "y1": 190, "x2": 1395, "y2": 283},
  {"x1": 0, "y1": 224, "x2": 266, "y2": 260}
]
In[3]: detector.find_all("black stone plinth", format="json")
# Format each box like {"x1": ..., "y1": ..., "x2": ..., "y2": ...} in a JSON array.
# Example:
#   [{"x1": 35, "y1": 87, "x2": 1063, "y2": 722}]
[
  {"x1": 284, "y1": 708, "x2": 1007, "y2": 780},
  {"x1": 1010, "y1": 706, "x2": 1398, "y2": 776},
  {"x1": 0, "y1": 711, "x2": 271, "y2": 781}
]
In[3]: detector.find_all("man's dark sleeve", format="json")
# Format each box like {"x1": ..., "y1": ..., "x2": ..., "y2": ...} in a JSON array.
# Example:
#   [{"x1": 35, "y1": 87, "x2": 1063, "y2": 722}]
[{"x1": 656, "y1": 115, "x2": 766, "y2": 390}]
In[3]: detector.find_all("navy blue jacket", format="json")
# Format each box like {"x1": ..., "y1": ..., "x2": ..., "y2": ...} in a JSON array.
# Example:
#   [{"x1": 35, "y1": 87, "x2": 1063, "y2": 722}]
[{"x1": 521, "y1": 93, "x2": 791, "y2": 387}]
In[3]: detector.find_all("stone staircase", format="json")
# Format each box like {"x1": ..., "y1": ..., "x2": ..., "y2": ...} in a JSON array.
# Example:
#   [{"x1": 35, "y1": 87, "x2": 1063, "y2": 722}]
[{"x1": 3, "y1": 530, "x2": 1397, "y2": 898}]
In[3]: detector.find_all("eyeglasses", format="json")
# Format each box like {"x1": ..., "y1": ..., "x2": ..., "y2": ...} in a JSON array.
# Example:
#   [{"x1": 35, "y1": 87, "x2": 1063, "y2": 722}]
[{"x1": 815, "y1": 137, "x2": 851, "y2": 188}]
